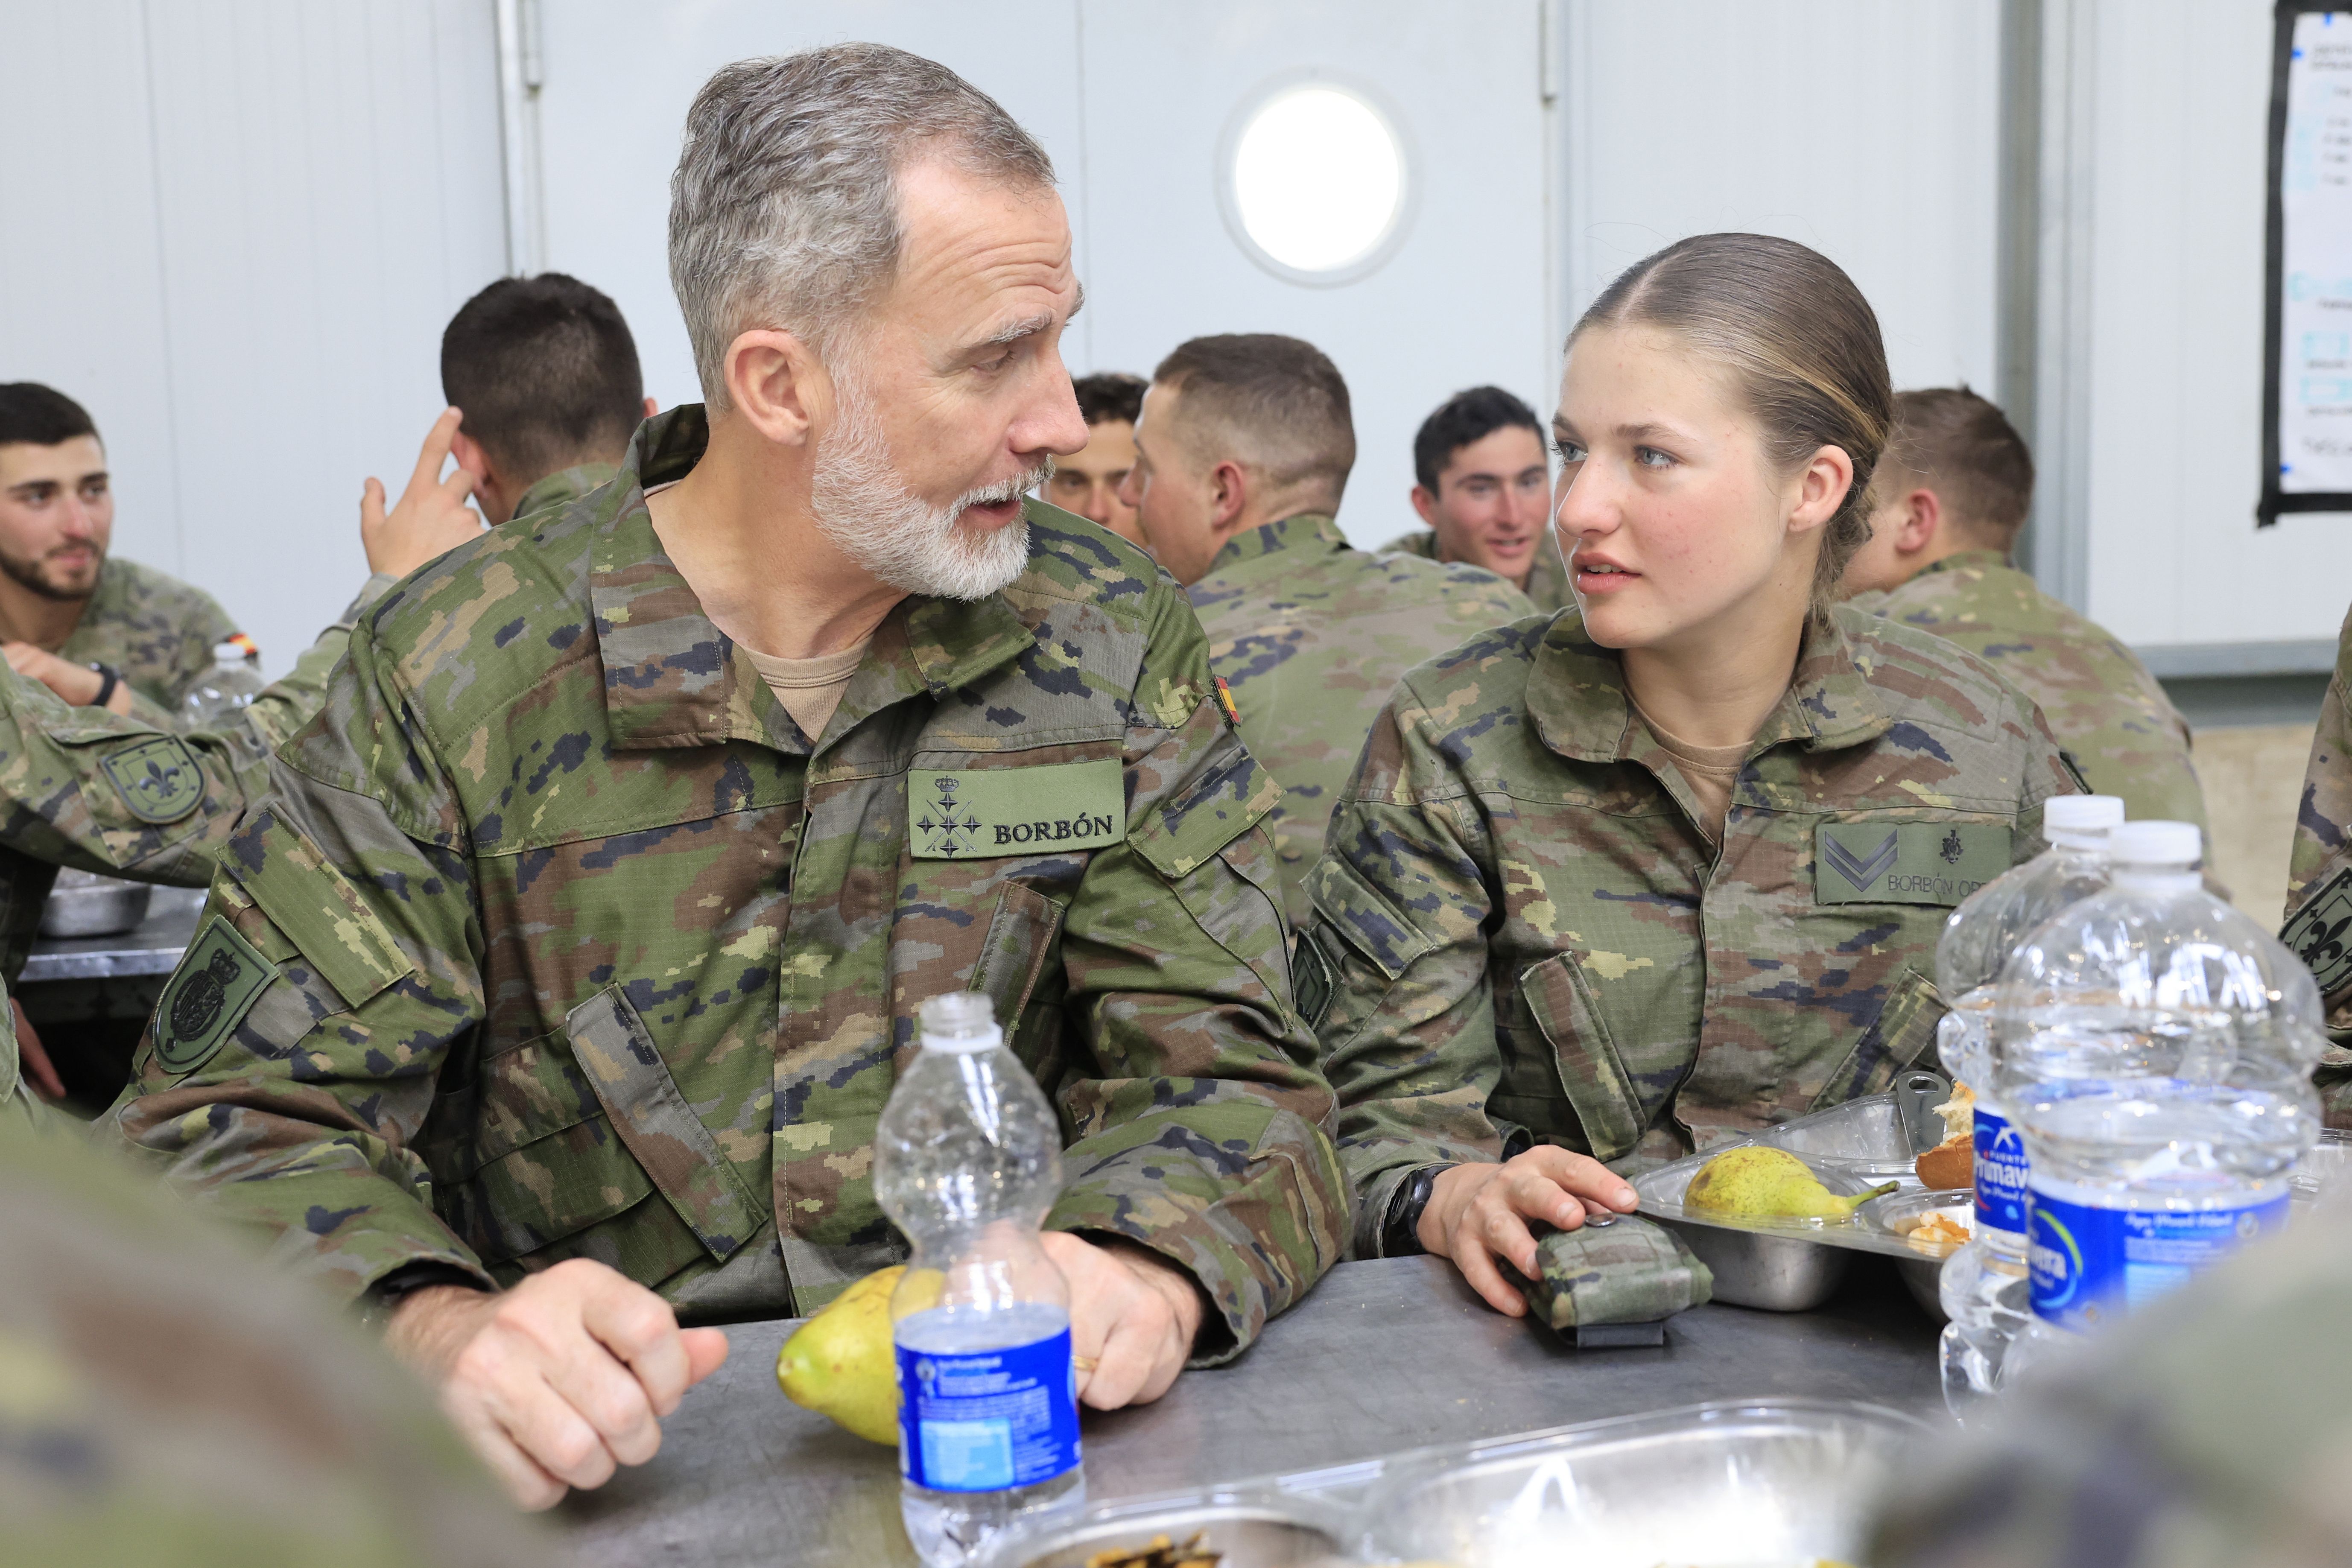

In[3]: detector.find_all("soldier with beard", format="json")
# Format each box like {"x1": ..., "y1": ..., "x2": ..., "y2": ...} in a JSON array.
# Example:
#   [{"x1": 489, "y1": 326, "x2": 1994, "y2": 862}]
[{"x1": 102, "y1": 44, "x2": 1344, "y2": 1511}]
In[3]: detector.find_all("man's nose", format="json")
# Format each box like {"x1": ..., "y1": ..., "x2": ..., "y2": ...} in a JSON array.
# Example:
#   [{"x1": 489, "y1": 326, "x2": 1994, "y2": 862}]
[{"x1": 59, "y1": 497, "x2": 98, "y2": 539}]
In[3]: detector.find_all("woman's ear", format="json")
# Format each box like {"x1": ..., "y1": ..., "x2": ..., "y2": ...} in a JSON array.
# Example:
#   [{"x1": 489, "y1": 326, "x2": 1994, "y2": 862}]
[{"x1": 1785, "y1": 444, "x2": 1856, "y2": 537}]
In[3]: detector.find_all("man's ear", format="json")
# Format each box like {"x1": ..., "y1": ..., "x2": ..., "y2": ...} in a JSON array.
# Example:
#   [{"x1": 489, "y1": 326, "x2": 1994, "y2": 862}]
[
  {"x1": 722, "y1": 329, "x2": 825, "y2": 447},
  {"x1": 1207, "y1": 459, "x2": 1251, "y2": 532},
  {"x1": 449, "y1": 429, "x2": 494, "y2": 484},
  {"x1": 1409, "y1": 484, "x2": 1441, "y2": 528},
  {"x1": 1896, "y1": 487, "x2": 1943, "y2": 556},
  {"x1": 642, "y1": 395, "x2": 659, "y2": 420}
]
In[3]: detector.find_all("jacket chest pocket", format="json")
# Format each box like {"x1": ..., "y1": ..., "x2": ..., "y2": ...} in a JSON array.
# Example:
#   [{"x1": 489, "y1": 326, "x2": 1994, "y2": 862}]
[
  {"x1": 1512, "y1": 952, "x2": 1649, "y2": 1163},
  {"x1": 444, "y1": 987, "x2": 766, "y2": 1275}
]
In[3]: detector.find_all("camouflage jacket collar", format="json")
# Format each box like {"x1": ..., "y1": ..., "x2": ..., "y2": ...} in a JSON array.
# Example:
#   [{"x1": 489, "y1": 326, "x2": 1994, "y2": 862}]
[
  {"x1": 1203, "y1": 512, "x2": 1349, "y2": 575},
  {"x1": 1917, "y1": 548, "x2": 2013, "y2": 582},
  {"x1": 1384, "y1": 528, "x2": 1440, "y2": 560},
  {"x1": 1524, "y1": 609, "x2": 1890, "y2": 764},
  {"x1": 591, "y1": 406, "x2": 1040, "y2": 756},
  {"x1": 511, "y1": 461, "x2": 619, "y2": 524}
]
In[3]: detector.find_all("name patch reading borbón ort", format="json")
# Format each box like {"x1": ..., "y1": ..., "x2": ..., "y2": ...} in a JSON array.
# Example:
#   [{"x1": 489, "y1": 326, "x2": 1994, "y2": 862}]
[
  {"x1": 908, "y1": 759, "x2": 1126, "y2": 860},
  {"x1": 1813, "y1": 820, "x2": 2012, "y2": 907}
]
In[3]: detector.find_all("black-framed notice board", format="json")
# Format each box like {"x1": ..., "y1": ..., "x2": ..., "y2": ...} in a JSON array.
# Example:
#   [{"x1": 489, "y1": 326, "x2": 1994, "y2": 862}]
[{"x1": 2264, "y1": 4, "x2": 2352, "y2": 524}]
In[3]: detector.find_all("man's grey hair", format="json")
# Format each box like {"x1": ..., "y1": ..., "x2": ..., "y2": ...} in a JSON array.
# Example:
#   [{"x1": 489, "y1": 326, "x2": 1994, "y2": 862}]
[{"x1": 669, "y1": 44, "x2": 1055, "y2": 410}]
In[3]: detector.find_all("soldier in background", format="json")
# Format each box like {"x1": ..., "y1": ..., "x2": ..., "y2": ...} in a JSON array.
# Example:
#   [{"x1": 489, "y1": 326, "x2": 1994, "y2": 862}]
[
  {"x1": 0, "y1": 383, "x2": 244, "y2": 725},
  {"x1": 1119, "y1": 334, "x2": 1528, "y2": 927},
  {"x1": 1843, "y1": 387, "x2": 2206, "y2": 832},
  {"x1": 103, "y1": 44, "x2": 1344, "y2": 1510},
  {"x1": 419, "y1": 270, "x2": 654, "y2": 528},
  {"x1": 1044, "y1": 370, "x2": 1149, "y2": 547},
  {"x1": 1388, "y1": 385, "x2": 1572, "y2": 615},
  {"x1": 1867, "y1": 1200, "x2": 2352, "y2": 1568},
  {"x1": 2280, "y1": 605, "x2": 2352, "y2": 1099}
]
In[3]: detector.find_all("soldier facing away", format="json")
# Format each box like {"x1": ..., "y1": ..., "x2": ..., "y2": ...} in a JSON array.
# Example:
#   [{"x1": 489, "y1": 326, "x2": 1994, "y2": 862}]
[
  {"x1": 1305, "y1": 234, "x2": 2077, "y2": 1317},
  {"x1": 1119, "y1": 334, "x2": 1530, "y2": 928},
  {"x1": 102, "y1": 44, "x2": 1346, "y2": 1510},
  {"x1": 1842, "y1": 386, "x2": 2206, "y2": 832},
  {"x1": 2280, "y1": 603, "x2": 2352, "y2": 1107},
  {"x1": 1388, "y1": 385, "x2": 1573, "y2": 616}
]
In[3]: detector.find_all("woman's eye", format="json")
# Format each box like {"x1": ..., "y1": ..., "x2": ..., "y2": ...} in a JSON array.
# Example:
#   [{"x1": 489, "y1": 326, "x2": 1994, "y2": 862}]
[
  {"x1": 1557, "y1": 441, "x2": 1587, "y2": 464},
  {"x1": 1635, "y1": 446, "x2": 1673, "y2": 469}
]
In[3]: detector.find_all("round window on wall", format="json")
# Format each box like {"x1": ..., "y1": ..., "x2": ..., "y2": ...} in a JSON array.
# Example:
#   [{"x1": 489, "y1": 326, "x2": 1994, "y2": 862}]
[{"x1": 1219, "y1": 78, "x2": 1413, "y2": 287}]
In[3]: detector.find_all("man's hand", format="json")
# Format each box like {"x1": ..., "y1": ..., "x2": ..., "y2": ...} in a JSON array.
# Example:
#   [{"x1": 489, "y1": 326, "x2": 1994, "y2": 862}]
[
  {"x1": 1420, "y1": 1149, "x2": 1640, "y2": 1317},
  {"x1": 361, "y1": 407, "x2": 487, "y2": 580},
  {"x1": 384, "y1": 1257, "x2": 730, "y2": 1511},
  {"x1": 1039, "y1": 1231, "x2": 1206, "y2": 1410},
  {"x1": 2, "y1": 642, "x2": 132, "y2": 713},
  {"x1": 11, "y1": 999, "x2": 62, "y2": 1102}
]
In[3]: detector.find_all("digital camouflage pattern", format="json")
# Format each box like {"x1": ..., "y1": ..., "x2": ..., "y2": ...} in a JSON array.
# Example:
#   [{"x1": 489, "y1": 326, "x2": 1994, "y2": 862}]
[
  {"x1": 1306, "y1": 604, "x2": 2076, "y2": 1254},
  {"x1": 1524, "y1": 1214, "x2": 1712, "y2": 1329},
  {"x1": 56, "y1": 555, "x2": 242, "y2": 726},
  {"x1": 102, "y1": 406, "x2": 1347, "y2": 1359},
  {"x1": 1867, "y1": 1200, "x2": 2352, "y2": 1568},
  {"x1": 1848, "y1": 550, "x2": 2206, "y2": 832},
  {"x1": 2282, "y1": 603, "x2": 2352, "y2": 1107},
  {"x1": 506, "y1": 461, "x2": 618, "y2": 527},
  {"x1": 0, "y1": 575, "x2": 392, "y2": 985},
  {"x1": 1383, "y1": 525, "x2": 1572, "y2": 617},
  {"x1": 0, "y1": 1114, "x2": 558, "y2": 1568},
  {"x1": 1187, "y1": 512, "x2": 1530, "y2": 928},
  {"x1": 0, "y1": 978, "x2": 37, "y2": 1133}
]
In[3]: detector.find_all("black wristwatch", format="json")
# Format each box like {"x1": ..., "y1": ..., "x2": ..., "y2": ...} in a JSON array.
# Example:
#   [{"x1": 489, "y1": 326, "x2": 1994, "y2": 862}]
[
  {"x1": 356, "y1": 1262, "x2": 489, "y2": 1333},
  {"x1": 85, "y1": 662, "x2": 119, "y2": 707},
  {"x1": 1381, "y1": 1162, "x2": 1456, "y2": 1257}
]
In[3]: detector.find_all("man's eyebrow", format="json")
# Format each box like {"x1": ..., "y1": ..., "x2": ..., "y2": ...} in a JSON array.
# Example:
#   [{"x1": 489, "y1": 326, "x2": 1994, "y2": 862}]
[{"x1": 4, "y1": 479, "x2": 56, "y2": 497}]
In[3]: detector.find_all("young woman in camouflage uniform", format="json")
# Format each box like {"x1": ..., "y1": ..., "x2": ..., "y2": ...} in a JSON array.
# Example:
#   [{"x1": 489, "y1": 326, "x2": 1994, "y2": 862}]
[{"x1": 1302, "y1": 234, "x2": 2080, "y2": 1316}]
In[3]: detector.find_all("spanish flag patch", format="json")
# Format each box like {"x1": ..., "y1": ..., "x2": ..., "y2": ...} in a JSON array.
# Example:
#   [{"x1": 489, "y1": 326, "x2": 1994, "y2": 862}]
[{"x1": 1212, "y1": 675, "x2": 1242, "y2": 727}]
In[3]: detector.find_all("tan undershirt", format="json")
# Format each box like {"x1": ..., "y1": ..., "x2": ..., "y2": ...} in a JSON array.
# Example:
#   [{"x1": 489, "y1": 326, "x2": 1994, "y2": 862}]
[
  {"x1": 1630, "y1": 698, "x2": 1753, "y2": 846},
  {"x1": 741, "y1": 640, "x2": 868, "y2": 743}
]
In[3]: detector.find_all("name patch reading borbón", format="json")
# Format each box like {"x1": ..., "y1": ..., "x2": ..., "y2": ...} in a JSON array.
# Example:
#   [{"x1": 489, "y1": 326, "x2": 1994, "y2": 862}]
[{"x1": 909, "y1": 759, "x2": 1126, "y2": 860}]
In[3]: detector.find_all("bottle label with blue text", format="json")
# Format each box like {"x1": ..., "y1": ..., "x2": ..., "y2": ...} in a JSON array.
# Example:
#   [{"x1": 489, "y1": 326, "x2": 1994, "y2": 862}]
[
  {"x1": 896, "y1": 1329, "x2": 1081, "y2": 1493},
  {"x1": 2027, "y1": 1185, "x2": 2288, "y2": 1332},
  {"x1": 1972, "y1": 1105, "x2": 2029, "y2": 1237}
]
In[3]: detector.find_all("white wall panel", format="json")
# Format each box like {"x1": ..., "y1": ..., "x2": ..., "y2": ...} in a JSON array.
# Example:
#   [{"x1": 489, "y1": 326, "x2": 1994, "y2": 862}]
[
  {"x1": 0, "y1": 0, "x2": 505, "y2": 675},
  {"x1": 1559, "y1": 0, "x2": 2001, "y2": 397}
]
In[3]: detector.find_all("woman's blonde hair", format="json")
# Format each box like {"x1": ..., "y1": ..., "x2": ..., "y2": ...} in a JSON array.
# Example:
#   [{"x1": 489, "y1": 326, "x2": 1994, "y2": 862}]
[{"x1": 1569, "y1": 234, "x2": 1893, "y2": 624}]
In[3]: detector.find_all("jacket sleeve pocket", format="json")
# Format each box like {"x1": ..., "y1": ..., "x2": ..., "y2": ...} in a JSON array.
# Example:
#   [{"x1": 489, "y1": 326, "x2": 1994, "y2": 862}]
[
  {"x1": 1811, "y1": 964, "x2": 1946, "y2": 1110},
  {"x1": 1519, "y1": 951, "x2": 1648, "y2": 1163}
]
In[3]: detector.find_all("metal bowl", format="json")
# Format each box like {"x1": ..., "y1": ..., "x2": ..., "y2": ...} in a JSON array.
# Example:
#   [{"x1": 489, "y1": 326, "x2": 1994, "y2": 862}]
[
  {"x1": 988, "y1": 1501, "x2": 1351, "y2": 1568},
  {"x1": 1359, "y1": 1398, "x2": 1924, "y2": 1568},
  {"x1": 39, "y1": 870, "x2": 152, "y2": 938},
  {"x1": 1865, "y1": 1187, "x2": 1973, "y2": 1322}
]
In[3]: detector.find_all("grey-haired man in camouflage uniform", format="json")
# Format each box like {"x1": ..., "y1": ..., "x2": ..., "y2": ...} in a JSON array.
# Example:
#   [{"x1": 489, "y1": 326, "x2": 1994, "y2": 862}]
[
  {"x1": 102, "y1": 45, "x2": 1345, "y2": 1510},
  {"x1": 1120, "y1": 335, "x2": 1530, "y2": 928}
]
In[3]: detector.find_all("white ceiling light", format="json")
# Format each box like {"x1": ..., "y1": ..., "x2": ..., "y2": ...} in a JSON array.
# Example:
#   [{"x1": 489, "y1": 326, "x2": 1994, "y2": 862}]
[{"x1": 1221, "y1": 80, "x2": 1412, "y2": 286}]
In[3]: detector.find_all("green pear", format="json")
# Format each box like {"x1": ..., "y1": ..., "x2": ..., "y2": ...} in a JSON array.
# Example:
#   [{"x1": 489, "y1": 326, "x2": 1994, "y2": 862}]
[
  {"x1": 1683, "y1": 1146, "x2": 1897, "y2": 1221},
  {"x1": 776, "y1": 1264, "x2": 940, "y2": 1445}
]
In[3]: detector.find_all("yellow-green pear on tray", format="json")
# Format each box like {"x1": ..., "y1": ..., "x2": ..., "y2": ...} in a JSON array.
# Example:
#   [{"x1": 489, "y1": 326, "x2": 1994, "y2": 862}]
[
  {"x1": 775, "y1": 1264, "x2": 943, "y2": 1445},
  {"x1": 1683, "y1": 1146, "x2": 1897, "y2": 1222}
]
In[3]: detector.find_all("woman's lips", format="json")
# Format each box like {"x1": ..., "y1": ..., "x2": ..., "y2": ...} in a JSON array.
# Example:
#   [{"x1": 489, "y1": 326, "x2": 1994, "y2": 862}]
[{"x1": 1573, "y1": 560, "x2": 1639, "y2": 593}]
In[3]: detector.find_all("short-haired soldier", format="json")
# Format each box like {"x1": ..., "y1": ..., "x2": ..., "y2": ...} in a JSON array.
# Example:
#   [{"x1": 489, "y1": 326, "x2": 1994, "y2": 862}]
[
  {"x1": 1044, "y1": 370, "x2": 1148, "y2": 547},
  {"x1": 1119, "y1": 334, "x2": 1528, "y2": 926},
  {"x1": 1842, "y1": 387, "x2": 2205, "y2": 832},
  {"x1": 1390, "y1": 385, "x2": 1572, "y2": 614},
  {"x1": 105, "y1": 44, "x2": 1344, "y2": 1509}
]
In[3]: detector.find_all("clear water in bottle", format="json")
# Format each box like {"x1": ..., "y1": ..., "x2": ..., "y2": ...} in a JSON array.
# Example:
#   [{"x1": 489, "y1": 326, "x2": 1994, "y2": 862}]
[
  {"x1": 874, "y1": 993, "x2": 1083, "y2": 1567},
  {"x1": 1932, "y1": 794, "x2": 2122, "y2": 1418},
  {"x1": 1994, "y1": 820, "x2": 2324, "y2": 1384},
  {"x1": 180, "y1": 636, "x2": 266, "y2": 725}
]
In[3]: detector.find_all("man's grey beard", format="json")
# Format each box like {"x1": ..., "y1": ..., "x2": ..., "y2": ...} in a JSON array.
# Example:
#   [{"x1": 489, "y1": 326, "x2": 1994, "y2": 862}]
[{"x1": 809, "y1": 376, "x2": 1046, "y2": 602}]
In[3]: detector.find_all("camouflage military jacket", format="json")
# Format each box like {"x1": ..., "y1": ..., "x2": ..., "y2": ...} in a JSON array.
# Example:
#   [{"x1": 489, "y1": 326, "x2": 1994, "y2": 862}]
[
  {"x1": 1383, "y1": 525, "x2": 1572, "y2": 616},
  {"x1": 56, "y1": 556, "x2": 241, "y2": 724},
  {"x1": 1188, "y1": 513, "x2": 1529, "y2": 928},
  {"x1": 104, "y1": 407, "x2": 1346, "y2": 1357},
  {"x1": 2282, "y1": 605, "x2": 2352, "y2": 1103},
  {"x1": 1304, "y1": 605, "x2": 2075, "y2": 1253},
  {"x1": 0, "y1": 576, "x2": 390, "y2": 984},
  {"x1": 1849, "y1": 550, "x2": 2204, "y2": 831},
  {"x1": 508, "y1": 461, "x2": 618, "y2": 526}
]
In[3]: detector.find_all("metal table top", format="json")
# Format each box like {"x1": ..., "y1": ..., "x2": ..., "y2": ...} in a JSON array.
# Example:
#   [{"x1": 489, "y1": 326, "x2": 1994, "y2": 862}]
[
  {"x1": 561, "y1": 1251, "x2": 1943, "y2": 1565},
  {"x1": 21, "y1": 885, "x2": 205, "y2": 983}
]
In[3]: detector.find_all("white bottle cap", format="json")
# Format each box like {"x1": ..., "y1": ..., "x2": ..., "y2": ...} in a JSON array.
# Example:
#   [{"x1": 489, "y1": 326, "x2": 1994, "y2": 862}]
[
  {"x1": 918, "y1": 991, "x2": 1002, "y2": 1053},
  {"x1": 2043, "y1": 794, "x2": 2124, "y2": 850},
  {"x1": 2107, "y1": 820, "x2": 2200, "y2": 870}
]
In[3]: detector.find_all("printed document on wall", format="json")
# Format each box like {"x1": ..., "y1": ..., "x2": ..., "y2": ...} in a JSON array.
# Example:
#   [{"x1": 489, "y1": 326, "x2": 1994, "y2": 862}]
[{"x1": 2282, "y1": 12, "x2": 2352, "y2": 494}]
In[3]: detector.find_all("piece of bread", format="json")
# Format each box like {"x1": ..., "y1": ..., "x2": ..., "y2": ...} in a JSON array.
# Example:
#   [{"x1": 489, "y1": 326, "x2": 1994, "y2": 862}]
[{"x1": 1916, "y1": 1137, "x2": 1973, "y2": 1191}]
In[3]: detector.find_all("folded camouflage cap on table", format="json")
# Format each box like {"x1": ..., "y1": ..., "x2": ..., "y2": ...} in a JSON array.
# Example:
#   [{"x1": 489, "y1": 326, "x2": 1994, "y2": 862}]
[{"x1": 1523, "y1": 1215, "x2": 1714, "y2": 1329}]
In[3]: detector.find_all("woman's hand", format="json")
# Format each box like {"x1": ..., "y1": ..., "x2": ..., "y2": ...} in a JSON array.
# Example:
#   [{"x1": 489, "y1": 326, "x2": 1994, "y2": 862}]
[{"x1": 1419, "y1": 1148, "x2": 1639, "y2": 1315}]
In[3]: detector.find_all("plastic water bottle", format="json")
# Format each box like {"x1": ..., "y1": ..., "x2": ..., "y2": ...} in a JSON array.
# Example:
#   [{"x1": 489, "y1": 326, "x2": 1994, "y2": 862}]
[
  {"x1": 874, "y1": 993, "x2": 1083, "y2": 1566},
  {"x1": 1996, "y1": 820, "x2": 2324, "y2": 1382},
  {"x1": 180, "y1": 636, "x2": 266, "y2": 725},
  {"x1": 1933, "y1": 794, "x2": 2122, "y2": 1418}
]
